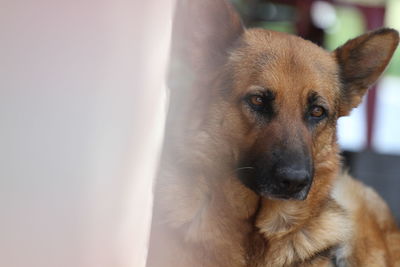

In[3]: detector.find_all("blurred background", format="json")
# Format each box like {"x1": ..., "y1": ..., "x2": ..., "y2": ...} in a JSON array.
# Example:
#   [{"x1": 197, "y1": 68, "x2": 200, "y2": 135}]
[
  {"x1": 1, "y1": 0, "x2": 173, "y2": 267},
  {"x1": 230, "y1": 0, "x2": 400, "y2": 220}
]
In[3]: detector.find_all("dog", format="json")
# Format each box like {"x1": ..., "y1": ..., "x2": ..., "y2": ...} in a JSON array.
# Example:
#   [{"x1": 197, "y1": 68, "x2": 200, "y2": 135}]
[{"x1": 147, "y1": 0, "x2": 400, "y2": 266}]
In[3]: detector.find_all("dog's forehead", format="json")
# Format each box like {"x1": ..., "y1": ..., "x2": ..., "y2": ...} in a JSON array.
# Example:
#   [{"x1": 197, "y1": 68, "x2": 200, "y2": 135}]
[{"x1": 230, "y1": 29, "x2": 339, "y2": 99}]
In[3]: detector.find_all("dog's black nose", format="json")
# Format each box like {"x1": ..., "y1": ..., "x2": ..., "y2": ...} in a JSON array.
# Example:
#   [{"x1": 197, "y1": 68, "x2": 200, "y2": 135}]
[
  {"x1": 275, "y1": 167, "x2": 311, "y2": 195},
  {"x1": 236, "y1": 148, "x2": 313, "y2": 200}
]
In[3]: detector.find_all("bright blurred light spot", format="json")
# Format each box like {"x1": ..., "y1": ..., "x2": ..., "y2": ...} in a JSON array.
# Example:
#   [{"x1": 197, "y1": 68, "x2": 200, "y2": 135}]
[
  {"x1": 311, "y1": 1, "x2": 336, "y2": 30},
  {"x1": 323, "y1": 6, "x2": 364, "y2": 51}
]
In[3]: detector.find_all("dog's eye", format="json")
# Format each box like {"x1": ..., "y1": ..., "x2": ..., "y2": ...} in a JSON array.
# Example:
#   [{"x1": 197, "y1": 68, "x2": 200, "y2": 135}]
[
  {"x1": 249, "y1": 95, "x2": 264, "y2": 107},
  {"x1": 246, "y1": 95, "x2": 268, "y2": 112},
  {"x1": 244, "y1": 91, "x2": 274, "y2": 115},
  {"x1": 310, "y1": 106, "x2": 325, "y2": 118}
]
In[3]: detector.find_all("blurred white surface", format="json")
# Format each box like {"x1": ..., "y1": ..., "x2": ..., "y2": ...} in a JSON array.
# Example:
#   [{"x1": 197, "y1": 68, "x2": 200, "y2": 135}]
[
  {"x1": 0, "y1": 1, "x2": 172, "y2": 267},
  {"x1": 338, "y1": 76, "x2": 400, "y2": 155},
  {"x1": 337, "y1": 97, "x2": 367, "y2": 151},
  {"x1": 374, "y1": 76, "x2": 400, "y2": 154}
]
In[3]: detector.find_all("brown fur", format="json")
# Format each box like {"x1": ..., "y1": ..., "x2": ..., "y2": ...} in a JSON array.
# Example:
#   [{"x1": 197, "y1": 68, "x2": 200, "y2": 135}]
[
  {"x1": 333, "y1": 173, "x2": 400, "y2": 266},
  {"x1": 147, "y1": 0, "x2": 400, "y2": 266}
]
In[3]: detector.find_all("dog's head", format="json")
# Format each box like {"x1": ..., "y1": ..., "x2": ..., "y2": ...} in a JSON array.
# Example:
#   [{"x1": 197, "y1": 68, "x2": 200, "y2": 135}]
[
  {"x1": 168, "y1": 0, "x2": 399, "y2": 201},
  {"x1": 225, "y1": 29, "x2": 398, "y2": 200}
]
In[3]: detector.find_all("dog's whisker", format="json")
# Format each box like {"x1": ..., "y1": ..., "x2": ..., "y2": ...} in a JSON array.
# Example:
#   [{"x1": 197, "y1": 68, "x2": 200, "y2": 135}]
[{"x1": 234, "y1": 166, "x2": 255, "y2": 172}]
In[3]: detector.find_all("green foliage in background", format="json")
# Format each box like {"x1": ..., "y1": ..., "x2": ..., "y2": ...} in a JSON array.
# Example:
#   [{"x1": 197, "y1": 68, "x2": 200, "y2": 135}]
[
  {"x1": 230, "y1": 0, "x2": 400, "y2": 76},
  {"x1": 324, "y1": 7, "x2": 364, "y2": 51},
  {"x1": 254, "y1": 21, "x2": 295, "y2": 34},
  {"x1": 385, "y1": 0, "x2": 400, "y2": 76},
  {"x1": 325, "y1": 4, "x2": 400, "y2": 76}
]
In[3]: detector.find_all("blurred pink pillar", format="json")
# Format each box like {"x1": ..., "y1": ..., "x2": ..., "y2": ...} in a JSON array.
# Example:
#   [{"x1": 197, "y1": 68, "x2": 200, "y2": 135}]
[
  {"x1": 358, "y1": 6, "x2": 385, "y2": 149},
  {"x1": 0, "y1": 0, "x2": 173, "y2": 267}
]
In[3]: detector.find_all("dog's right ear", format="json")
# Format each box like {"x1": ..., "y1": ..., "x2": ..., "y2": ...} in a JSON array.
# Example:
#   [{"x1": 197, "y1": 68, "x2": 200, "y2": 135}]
[{"x1": 168, "y1": 0, "x2": 244, "y2": 87}]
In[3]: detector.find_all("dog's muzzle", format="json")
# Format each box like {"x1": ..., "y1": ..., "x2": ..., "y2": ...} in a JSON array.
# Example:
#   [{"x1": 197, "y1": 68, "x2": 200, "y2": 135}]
[{"x1": 237, "y1": 149, "x2": 313, "y2": 200}]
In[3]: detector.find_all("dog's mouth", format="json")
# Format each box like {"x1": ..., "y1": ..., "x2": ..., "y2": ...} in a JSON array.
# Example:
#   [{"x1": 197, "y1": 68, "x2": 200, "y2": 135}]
[
  {"x1": 236, "y1": 166, "x2": 313, "y2": 201},
  {"x1": 259, "y1": 188, "x2": 311, "y2": 201}
]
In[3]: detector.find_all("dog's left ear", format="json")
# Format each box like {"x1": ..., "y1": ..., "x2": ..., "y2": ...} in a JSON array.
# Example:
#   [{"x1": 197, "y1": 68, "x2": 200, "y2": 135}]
[{"x1": 334, "y1": 28, "x2": 399, "y2": 116}]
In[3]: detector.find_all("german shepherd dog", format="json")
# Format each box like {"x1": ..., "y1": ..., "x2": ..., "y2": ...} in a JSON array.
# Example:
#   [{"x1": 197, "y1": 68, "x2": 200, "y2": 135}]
[{"x1": 147, "y1": 0, "x2": 400, "y2": 266}]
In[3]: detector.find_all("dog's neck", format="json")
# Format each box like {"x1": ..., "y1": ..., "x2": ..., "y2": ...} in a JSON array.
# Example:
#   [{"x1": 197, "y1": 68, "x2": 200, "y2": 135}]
[
  {"x1": 150, "y1": 132, "x2": 350, "y2": 266},
  {"x1": 250, "y1": 144, "x2": 353, "y2": 266}
]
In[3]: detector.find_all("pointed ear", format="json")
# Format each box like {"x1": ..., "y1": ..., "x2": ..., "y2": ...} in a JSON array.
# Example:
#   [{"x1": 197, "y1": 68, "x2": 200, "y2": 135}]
[
  {"x1": 334, "y1": 28, "x2": 399, "y2": 116},
  {"x1": 168, "y1": 0, "x2": 244, "y2": 87}
]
